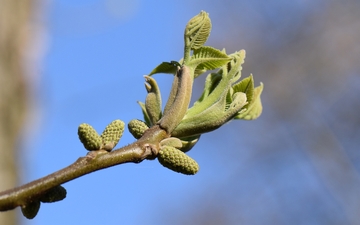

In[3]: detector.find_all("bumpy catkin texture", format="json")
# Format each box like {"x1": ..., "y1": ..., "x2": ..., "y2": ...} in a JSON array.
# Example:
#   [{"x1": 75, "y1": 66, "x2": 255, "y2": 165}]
[
  {"x1": 39, "y1": 186, "x2": 67, "y2": 203},
  {"x1": 128, "y1": 119, "x2": 149, "y2": 139},
  {"x1": 158, "y1": 146, "x2": 199, "y2": 175},
  {"x1": 100, "y1": 120, "x2": 125, "y2": 147},
  {"x1": 78, "y1": 123, "x2": 102, "y2": 150},
  {"x1": 21, "y1": 201, "x2": 41, "y2": 219}
]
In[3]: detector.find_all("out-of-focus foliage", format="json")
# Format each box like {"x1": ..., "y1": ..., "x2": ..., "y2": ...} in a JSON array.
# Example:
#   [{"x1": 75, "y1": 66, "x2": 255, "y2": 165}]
[{"x1": 154, "y1": 1, "x2": 360, "y2": 224}]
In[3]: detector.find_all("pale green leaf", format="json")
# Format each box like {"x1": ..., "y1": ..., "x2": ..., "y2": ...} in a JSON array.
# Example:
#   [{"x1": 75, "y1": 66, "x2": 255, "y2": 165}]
[
  {"x1": 188, "y1": 46, "x2": 231, "y2": 75},
  {"x1": 232, "y1": 74, "x2": 254, "y2": 109},
  {"x1": 172, "y1": 92, "x2": 247, "y2": 137},
  {"x1": 148, "y1": 61, "x2": 179, "y2": 76},
  {"x1": 160, "y1": 137, "x2": 183, "y2": 149},
  {"x1": 184, "y1": 11, "x2": 212, "y2": 50},
  {"x1": 194, "y1": 73, "x2": 222, "y2": 105},
  {"x1": 193, "y1": 64, "x2": 207, "y2": 78},
  {"x1": 137, "y1": 101, "x2": 151, "y2": 126},
  {"x1": 235, "y1": 82, "x2": 263, "y2": 120},
  {"x1": 179, "y1": 135, "x2": 201, "y2": 152},
  {"x1": 185, "y1": 50, "x2": 245, "y2": 118}
]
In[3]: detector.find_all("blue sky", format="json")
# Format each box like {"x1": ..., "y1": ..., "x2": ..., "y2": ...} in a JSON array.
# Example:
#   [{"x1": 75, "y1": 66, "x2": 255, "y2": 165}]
[
  {"x1": 23, "y1": 1, "x2": 233, "y2": 224},
  {"x1": 18, "y1": 0, "x2": 360, "y2": 224}
]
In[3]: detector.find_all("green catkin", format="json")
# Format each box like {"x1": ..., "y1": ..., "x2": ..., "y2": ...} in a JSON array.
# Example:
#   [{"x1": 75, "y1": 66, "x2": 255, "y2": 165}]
[
  {"x1": 78, "y1": 123, "x2": 102, "y2": 150},
  {"x1": 21, "y1": 201, "x2": 41, "y2": 219},
  {"x1": 100, "y1": 120, "x2": 125, "y2": 150},
  {"x1": 158, "y1": 146, "x2": 199, "y2": 175},
  {"x1": 128, "y1": 119, "x2": 149, "y2": 139}
]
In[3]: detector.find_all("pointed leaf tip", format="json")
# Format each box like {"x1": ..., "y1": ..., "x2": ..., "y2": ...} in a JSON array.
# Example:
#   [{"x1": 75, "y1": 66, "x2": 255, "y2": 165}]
[
  {"x1": 185, "y1": 11, "x2": 212, "y2": 50},
  {"x1": 148, "y1": 61, "x2": 179, "y2": 76}
]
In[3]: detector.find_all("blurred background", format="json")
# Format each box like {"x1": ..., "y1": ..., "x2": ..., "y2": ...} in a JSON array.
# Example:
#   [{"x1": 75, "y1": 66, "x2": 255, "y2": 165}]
[{"x1": 1, "y1": 0, "x2": 359, "y2": 224}]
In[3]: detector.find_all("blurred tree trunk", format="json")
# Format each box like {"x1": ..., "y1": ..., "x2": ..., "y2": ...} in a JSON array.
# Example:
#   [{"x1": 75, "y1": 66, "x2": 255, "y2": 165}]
[{"x1": 0, "y1": 0, "x2": 35, "y2": 224}]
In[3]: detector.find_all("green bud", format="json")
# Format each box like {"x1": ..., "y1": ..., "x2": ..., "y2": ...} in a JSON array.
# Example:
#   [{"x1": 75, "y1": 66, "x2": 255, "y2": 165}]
[
  {"x1": 179, "y1": 135, "x2": 200, "y2": 153},
  {"x1": 39, "y1": 185, "x2": 67, "y2": 203},
  {"x1": 160, "y1": 137, "x2": 183, "y2": 149},
  {"x1": 21, "y1": 200, "x2": 41, "y2": 219},
  {"x1": 172, "y1": 51, "x2": 248, "y2": 138},
  {"x1": 128, "y1": 119, "x2": 149, "y2": 139},
  {"x1": 158, "y1": 146, "x2": 199, "y2": 175},
  {"x1": 78, "y1": 123, "x2": 102, "y2": 150},
  {"x1": 234, "y1": 82, "x2": 263, "y2": 120},
  {"x1": 185, "y1": 10, "x2": 212, "y2": 50},
  {"x1": 158, "y1": 65, "x2": 193, "y2": 134},
  {"x1": 144, "y1": 76, "x2": 162, "y2": 125},
  {"x1": 100, "y1": 120, "x2": 125, "y2": 151}
]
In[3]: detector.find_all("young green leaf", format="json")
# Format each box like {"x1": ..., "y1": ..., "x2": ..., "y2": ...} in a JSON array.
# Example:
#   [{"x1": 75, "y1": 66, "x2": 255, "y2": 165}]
[
  {"x1": 183, "y1": 11, "x2": 212, "y2": 63},
  {"x1": 194, "y1": 73, "x2": 222, "y2": 105},
  {"x1": 188, "y1": 46, "x2": 231, "y2": 77},
  {"x1": 235, "y1": 83, "x2": 263, "y2": 120},
  {"x1": 232, "y1": 74, "x2": 254, "y2": 109},
  {"x1": 137, "y1": 101, "x2": 151, "y2": 127},
  {"x1": 171, "y1": 51, "x2": 248, "y2": 137},
  {"x1": 184, "y1": 11, "x2": 212, "y2": 50},
  {"x1": 172, "y1": 92, "x2": 247, "y2": 137},
  {"x1": 184, "y1": 50, "x2": 245, "y2": 119},
  {"x1": 148, "y1": 61, "x2": 179, "y2": 76},
  {"x1": 179, "y1": 135, "x2": 201, "y2": 153}
]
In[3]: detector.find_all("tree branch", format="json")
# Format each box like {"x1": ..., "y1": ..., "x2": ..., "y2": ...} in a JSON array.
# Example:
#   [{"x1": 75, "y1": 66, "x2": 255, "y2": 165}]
[
  {"x1": 0, "y1": 11, "x2": 264, "y2": 220},
  {"x1": 0, "y1": 125, "x2": 169, "y2": 211}
]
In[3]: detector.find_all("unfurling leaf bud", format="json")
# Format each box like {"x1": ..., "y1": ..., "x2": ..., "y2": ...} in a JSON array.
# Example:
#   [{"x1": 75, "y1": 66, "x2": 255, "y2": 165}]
[
  {"x1": 128, "y1": 119, "x2": 149, "y2": 139},
  {"x1": 21, "y1": 200, "x2": 41, "y2": 219},
  {"x1": 39, "y1": 185, "x2": 67, "y2": 203},
  {"x1": 185, "y1": 10, "x2": 212, "y2": 50},
  {"x1": 100, "y1": 120, "x2": 125, "y2": 151},
  {"x1": 158, "y1": 146, "x2": 199, "y2": 175},
  {"x1": 78, "y1": 123, "x2": 102, "y2": 150}
]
